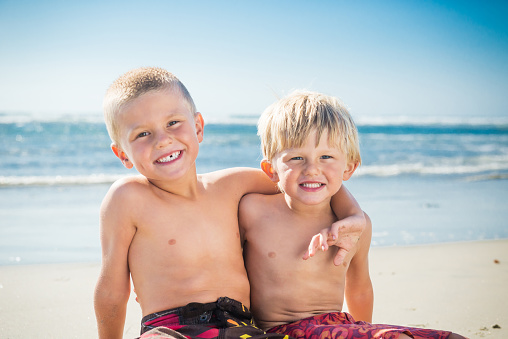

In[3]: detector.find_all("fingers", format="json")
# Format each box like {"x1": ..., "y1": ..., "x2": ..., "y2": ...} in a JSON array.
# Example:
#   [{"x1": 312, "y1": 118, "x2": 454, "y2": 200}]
[
  {"x1": 302, "y1": 249, "x2": 310, "y2": 260},
  {"x1": 327, "y1": 223, "x2": 342, "y2": 246},
  {"x1": 303, "y1": 229, "x2": 334, "y2": 260},
  {"x1": 304, "y1": 216, "x2": 366, "y2": 263},
  {"x1": 319, "y1": 229, "x2": 329, "y2": 251},
  {"x1": 304, "y1": 217, "x2": 365, "y2": 262},
  {"x1": 333, "y1": 248, "x2": 348, "y2": 266},
  {"x1": 302, "y1": 234, "x2": 317, "y2": 260},
  {"x1": 303, "y1": 232, "x2": 327, "y2": 260},
  {"x1": 328, "y1": 218, "x2": 364, "y2": 245}
]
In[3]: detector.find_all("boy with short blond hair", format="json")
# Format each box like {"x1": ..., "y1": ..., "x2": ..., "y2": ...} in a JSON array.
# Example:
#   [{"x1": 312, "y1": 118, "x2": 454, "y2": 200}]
[
  {"x1": 94, "y1": 68, "x2": 366, "y2": 339},
  {"x1": 240, "y1": 91, "x2": 465, "y2": 339}
]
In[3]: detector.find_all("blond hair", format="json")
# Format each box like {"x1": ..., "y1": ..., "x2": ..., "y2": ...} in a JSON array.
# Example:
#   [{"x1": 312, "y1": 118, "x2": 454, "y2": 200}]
[
  {"x1": 103, "y1": 67, "x2": 196, "y2": 145},
  {"x1": 258, "y1": 90, "x2": 361, "y2": 164}
]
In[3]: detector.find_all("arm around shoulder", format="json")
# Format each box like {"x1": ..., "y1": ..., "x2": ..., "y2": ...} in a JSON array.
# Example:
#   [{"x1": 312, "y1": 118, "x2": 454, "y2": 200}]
[
  {"x1": 215, "y1": 167, "x2": 279, "y2": 198},
  {"x1": 330, "y1": 185, "x2": 364, "y2": 222},
  {"x1": 344, "y1": 213, "x2": 373, "y2": 323},
  {"x1": 94, "y1": 178, "x2": 139, "y2": 339},
  {"x1": 312, "y1": 185, "x2": 366, "y2": 266}
]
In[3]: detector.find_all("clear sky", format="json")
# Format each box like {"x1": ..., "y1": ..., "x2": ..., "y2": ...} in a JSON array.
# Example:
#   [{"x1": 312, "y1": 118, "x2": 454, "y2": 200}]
[{"x1": 1, "y1": 0, "x2": 507, "y2": 121}]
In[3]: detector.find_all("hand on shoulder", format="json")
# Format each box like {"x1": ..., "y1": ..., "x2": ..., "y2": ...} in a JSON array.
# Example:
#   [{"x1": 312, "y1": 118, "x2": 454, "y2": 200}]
[{"x1": 303, "y1": 212, "x2": 371, "y2": 266}]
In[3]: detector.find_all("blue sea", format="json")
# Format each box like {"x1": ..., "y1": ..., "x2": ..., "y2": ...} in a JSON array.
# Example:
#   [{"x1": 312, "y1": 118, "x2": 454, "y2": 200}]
[{"x1": 1, "y1": 112, "x2": 508, "y2": 265}]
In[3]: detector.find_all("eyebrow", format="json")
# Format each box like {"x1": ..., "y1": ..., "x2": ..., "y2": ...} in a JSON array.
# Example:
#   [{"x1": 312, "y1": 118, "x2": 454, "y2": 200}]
[{"x1": 127, "y1": 111, "x2": 188, "y2": 131}]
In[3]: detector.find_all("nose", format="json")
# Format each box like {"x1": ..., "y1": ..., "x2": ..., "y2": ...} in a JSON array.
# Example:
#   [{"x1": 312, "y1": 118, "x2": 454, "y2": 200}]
[
  {"x1": 155, "y1": 131, "x2": 173, "y2": 149},
  {"x1": 303, "y1": 161, "x2": 320, "y2": 176}
]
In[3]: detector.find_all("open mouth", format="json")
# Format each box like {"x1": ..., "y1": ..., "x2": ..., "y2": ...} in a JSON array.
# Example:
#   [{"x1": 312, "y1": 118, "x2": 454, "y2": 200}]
[
  {"x1": 300, "y1": 182, "x2": 324, "y2": 188},
  {"x1": 156, "y1": 151, "x2": 182, "y2": 163}
]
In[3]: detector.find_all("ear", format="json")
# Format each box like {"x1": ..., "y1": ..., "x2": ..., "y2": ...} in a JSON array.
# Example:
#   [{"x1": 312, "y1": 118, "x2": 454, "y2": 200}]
[
  {"x1": 261, "y1": 160, "x2": 279, "y2": 182},
  {"x1": 342, "y1": 161, "x2": 359, "y2": 181},
  {"x1": 194, "y1": 112, "x2": 204, "y2": 143},
  {"x1": 111, "y1": 143, "x2": 133, "y2": 169}
]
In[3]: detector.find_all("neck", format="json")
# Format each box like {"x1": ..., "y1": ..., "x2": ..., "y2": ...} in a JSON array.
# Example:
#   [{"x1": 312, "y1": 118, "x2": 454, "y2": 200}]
[
  {"x1": 283, "y1": 195, "x2": 334, "y2": 218},
  {"x1": 147, "y1": 168, "x2": 201, "y2": 199}
]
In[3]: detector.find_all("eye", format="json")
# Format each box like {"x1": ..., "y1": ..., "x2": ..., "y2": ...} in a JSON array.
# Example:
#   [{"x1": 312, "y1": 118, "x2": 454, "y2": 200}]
[
  {"x1": 290, "y1": 156, "x2": 303, "y2": 161},
  {"x1": 321, "y1": 155, "x2": 333, "y2": 159},
  {"x1": 167, "y1": 120, "x2": 179, "y2": 127},
  {"x1": 136, "y1": 131, "x2": 150, "y2": 138}
]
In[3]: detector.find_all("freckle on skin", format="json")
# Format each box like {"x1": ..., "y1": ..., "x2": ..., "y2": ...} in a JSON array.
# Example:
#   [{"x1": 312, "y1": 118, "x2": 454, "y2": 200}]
[
  {"x1": 268, "y1": 252, "x2": 276, "y2": 258},
  {"x1": 168, "y1": 239, "x2": 176, "y2": 245}
]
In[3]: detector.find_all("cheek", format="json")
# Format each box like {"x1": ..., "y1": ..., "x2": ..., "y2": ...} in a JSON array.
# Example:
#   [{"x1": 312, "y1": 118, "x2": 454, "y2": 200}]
[
  {"x1": 130, "y1": 144, "x2": 147, "y2": 156},
  {"x1": 278, "y1": 168, "x2": 297, "y2": 185},
  {"x1": 181, "y1": 127, "x2": 200, "y2": 144}
]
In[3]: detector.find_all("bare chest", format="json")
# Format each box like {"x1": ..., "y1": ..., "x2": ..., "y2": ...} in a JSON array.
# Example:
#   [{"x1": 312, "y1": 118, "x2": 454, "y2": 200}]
[{"x1": 140, "y1": 198, "x2": 238, "y2": 244}]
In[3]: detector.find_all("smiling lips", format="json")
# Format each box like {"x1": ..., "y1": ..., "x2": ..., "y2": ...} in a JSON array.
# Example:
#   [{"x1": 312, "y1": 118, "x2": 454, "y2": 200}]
[
  {"x1": 300, "y1": 182, "x2": 324, "y2": 189},
  {"x1": 155, "y1": 151, "x2": 182, "y2": 164}
]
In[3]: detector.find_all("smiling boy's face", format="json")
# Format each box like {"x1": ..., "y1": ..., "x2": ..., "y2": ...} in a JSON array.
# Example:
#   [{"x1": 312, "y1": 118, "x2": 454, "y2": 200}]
[
  {"x1": 262, "y1": 129, "x2": 358, "y2": 209},
  {"x1": 111, "y1": 88, "x2": 204, "y2": 184}
]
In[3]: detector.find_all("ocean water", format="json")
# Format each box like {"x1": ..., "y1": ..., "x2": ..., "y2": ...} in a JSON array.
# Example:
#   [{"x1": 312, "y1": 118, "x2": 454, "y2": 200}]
[{"x1": 1, "y1": 112, "x2": 508, "y2": 265}]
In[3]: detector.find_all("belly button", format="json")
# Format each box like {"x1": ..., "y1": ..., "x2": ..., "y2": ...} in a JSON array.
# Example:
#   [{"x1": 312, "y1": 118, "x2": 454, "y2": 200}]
[{"x1": 168, "y1": 239, "x2": 176, "y2": 245}]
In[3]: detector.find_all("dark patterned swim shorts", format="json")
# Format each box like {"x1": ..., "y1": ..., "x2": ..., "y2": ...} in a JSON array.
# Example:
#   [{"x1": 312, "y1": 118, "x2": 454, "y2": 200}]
[{"x1": 140, "y1": 297, "x2": 291, "y2": 339}]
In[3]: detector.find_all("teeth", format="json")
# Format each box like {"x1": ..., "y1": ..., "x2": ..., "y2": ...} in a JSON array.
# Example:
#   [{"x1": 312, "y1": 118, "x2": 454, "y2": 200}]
[
  {"x1": 156, "y1": 151, "x2": 181, "y2": 163},
  {"x1": 301, "y1": 183, "x2": 322, "y2": 188}
]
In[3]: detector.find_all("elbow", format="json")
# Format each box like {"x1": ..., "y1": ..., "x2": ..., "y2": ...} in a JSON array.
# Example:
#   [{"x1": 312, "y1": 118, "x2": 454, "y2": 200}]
[
  {"x1": 94, "y1": 288, "x2": 130, "y2": 310},
  {"x1": 363, "y1": 212, "x2": 372, "y2": 228},
  {"x1": 94, "y1": 277, "x2": 131, "y2": 312}
]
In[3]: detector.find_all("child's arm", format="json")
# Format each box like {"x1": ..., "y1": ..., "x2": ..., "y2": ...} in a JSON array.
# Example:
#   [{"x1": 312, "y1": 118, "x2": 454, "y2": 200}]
[
  {"x1": 215, "y1": 167, "x2": 279, "y2": 197},
  {"x1": 344, "y1": 214, "x2": 373, "y2": 322},
  {"x1": 304, "y1": 185, "x2": 366, "y2": 266},
  {"x1": 94, "y1": 181, "x2": 137, "y2": 339}
]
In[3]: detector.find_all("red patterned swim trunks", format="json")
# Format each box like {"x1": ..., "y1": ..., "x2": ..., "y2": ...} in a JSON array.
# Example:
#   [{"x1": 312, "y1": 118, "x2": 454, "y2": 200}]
[{"x1": 266, "y1": 312, "x2": 452, "y2": 339}]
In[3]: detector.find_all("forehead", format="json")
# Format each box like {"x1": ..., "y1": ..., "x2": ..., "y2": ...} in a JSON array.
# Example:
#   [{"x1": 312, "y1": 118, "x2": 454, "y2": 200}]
[
  {"x1": 118, "y1": 89, "x2": 193, "y2": 125},
  {"x1": 278, "y1": 130, "x2": 343, "y2": 154},
  {"x1": 122, "y1": 88, "x2": 189, "y2": 113},
  {"x1": 288, "y1": 129, "x2": 339, "y2": 148}
]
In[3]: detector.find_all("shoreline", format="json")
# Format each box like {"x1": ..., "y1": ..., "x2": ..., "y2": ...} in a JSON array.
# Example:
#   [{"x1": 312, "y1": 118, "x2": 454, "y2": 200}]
[{"x1": 0, "y1": 239, "x2": 506, "y2": 338}]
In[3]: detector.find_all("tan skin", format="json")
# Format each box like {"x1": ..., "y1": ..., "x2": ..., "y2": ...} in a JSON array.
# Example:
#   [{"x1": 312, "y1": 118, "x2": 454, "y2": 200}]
[
  {"x1": 241, "y1": 192, "x2": 374, "y2": 329},
  {"x1": 240, "y1": 131, "x2": 466, "y2": 339},
  {"x1": 93, "y1": 89, "x2": 366, "y2": 339},
  {"x1": 240, "y1": 132, "x2": 373, "y2": 330}
]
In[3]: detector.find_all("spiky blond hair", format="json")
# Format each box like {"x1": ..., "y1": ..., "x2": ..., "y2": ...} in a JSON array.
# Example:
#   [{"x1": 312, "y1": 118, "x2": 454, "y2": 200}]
[{"x1": 103, "y1": 67, "x2": 196, "y2": 145}]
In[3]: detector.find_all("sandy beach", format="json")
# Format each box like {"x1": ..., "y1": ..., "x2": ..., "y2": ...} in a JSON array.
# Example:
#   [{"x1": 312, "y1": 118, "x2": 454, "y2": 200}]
[{"x1": 0, "y1": 239, "x2": 506, "y2": 339}]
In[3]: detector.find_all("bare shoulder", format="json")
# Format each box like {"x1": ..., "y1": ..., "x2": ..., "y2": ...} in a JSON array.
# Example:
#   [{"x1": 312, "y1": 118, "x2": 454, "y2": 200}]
[
  {"x1": 101, "y1": 175, "x2": 152, "y2": 210},
  {"x1": 99, "y1": 177, "x2": 147, "y2": 249},
  {"x1": 239, "y1": 193, "x2": 282, "y2": 232},
  {"x1": 240, "y1": 192, "x2": 271, "y2": 212}
]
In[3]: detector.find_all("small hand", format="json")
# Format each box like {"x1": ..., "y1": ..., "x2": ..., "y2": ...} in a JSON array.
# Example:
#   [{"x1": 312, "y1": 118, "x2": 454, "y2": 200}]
[
  {"x1": 303, "y1": 214, "x2": 366, "y2": 266},
  {"x1": 303, "y1": 229, "x2": 333, "y2": 261}
]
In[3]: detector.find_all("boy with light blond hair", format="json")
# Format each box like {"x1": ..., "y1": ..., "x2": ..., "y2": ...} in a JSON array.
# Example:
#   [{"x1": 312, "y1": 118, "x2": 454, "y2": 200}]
[
  {"x1": 94, "y1": 68, "x2": 367, "y2": 339},
  {"x1": 240, "y1": 91, "x2": 466, "y2": 339}
]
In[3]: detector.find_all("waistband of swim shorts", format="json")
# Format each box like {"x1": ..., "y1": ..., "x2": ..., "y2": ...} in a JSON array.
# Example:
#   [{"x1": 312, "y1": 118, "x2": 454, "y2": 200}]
[{"x1": 141, "y1": 296, "x2": 251, "y2": 325}]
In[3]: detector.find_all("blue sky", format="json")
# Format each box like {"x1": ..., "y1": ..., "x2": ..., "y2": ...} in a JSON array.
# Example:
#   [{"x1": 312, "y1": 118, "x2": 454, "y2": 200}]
[{"x1": 1, "y1": 0, "x2": 507, "y2": 121}]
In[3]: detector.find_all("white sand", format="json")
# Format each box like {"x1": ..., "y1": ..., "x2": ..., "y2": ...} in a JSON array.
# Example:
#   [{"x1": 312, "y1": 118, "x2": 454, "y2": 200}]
[
  {"x1": 368, "y1": 240, "x2": 507, "y2": 338},
  {"x1": 0, "y1": 240, "x2": 506, "y2": 339}
]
